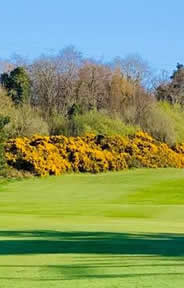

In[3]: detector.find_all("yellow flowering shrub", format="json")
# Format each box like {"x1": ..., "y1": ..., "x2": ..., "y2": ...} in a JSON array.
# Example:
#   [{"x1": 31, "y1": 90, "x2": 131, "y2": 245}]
[
  {"x1": 5, "y1": 131, "x2": 184, "y2": 176},
  {"x1": 127, "y1": 132, "x2": 184, "y2": 168}
]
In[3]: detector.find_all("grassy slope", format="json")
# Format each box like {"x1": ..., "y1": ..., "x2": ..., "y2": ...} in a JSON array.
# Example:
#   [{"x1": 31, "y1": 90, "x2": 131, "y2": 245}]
[{"x1": 0, "y1": 168, "x2": 184, "y2": 287}]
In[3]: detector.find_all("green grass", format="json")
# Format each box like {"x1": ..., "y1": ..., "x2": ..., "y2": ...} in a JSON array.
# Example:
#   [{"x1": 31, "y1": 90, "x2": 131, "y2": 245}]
[{"x1": 0, "y1": 168, "x2": 184, "y2": 287}]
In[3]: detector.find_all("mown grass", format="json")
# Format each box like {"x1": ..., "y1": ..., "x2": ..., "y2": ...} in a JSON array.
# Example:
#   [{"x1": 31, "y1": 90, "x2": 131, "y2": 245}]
[{"x1": 0, "y1": 168, "x2": 184, "y2": 287}]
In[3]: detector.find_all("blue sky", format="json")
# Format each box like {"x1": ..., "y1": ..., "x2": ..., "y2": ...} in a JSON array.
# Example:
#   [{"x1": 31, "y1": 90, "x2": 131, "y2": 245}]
[{"x1": 0, "y1": 0, "x2": 183, "y2": 72}]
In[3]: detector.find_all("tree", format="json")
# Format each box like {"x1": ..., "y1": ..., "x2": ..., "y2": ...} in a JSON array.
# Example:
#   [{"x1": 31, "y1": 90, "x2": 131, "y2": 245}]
[
  {"x1": 29, "y1": 47, "x2": 83, "y2": 116},
  {"x1": 156, "y1": 63, "x2": 184, "y2": 104},
  {"x1": 151, "y1": 69, "x2": 170, "y2": 91},
  {"x1": 29, "y1": 59, "x2": 59, "y2": 115},
  {"x1": 55, "y1": 46, "x2": 83, "y2": 113},
  {"x1": 1, "y1": 67, "x2": 31, "y2": 104},
  {"x1": 109, "y1": 69, "x2": 152, "y2": 123},
  {"x1": 75, "y1": 62, "x2": 111, "y2": 111},
  {"x1": 112, "y1": 54, "x2": 152, "y2": 88}
]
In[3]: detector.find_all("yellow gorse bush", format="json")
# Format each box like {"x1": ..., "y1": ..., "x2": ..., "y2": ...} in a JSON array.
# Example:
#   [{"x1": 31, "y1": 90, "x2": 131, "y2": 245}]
[{"x1": 5, "y1": 132, "x2": 184, "y2": 176}]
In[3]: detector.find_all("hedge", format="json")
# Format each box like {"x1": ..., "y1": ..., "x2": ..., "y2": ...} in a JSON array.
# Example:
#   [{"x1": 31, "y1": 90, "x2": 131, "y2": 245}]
[{"x1": 5, "y1": 132, "x2": 184, "y2": 176}]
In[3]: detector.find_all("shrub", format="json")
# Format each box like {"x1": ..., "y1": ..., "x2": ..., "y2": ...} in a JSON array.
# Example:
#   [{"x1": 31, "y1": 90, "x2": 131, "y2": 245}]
[
  {"x1": 0, "y1": 88, "x2": 49, "y2": 138},
  {"x1": 10, "y1": 104, "x2": 49, "y2": 137},
  {"x1": 126, "y1": 131, "x2": 184, "y2": 168},
  {"x1": 67, "y1": 111, "x2": 137, "y2": 137},
  {"x1": 47, "y1": 110, "x2": 137, "y2": 137},
  {"x1": 158, "y1": 102, "x2": 184, "y2": 143},
  {"x1": 5, "y1": 131, "x2": 184, "y2": 176},
  {"x1": 139, "y1": 102, "x2": 184, "y2": 145},
  {"x1": 47, "y1": 113, "x2": 67, "y2": 136},
  {"x1": 139, "y1": 104, "x2": 176, "y2": 145}
]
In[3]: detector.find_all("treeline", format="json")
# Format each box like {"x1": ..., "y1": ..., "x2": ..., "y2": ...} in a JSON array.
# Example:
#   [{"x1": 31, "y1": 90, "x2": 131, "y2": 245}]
[{"x1": 1, "y1": 47, "x2": 184, "y2": 146}]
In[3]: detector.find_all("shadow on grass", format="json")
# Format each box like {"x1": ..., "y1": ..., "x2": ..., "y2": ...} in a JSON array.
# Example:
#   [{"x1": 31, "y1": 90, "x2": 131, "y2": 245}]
[
  {"x1": 0, "y1": 273, "x2": 184, "y2": 281},
  {"x1": 0, "y1": 230, "x2": 183, "y2": 257}
]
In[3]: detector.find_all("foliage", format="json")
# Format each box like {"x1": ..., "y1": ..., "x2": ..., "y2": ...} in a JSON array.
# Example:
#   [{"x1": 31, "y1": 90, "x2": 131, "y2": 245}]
[
  {"x1": 5, "y1": 131, "x2": 184, "y2": 176},
  {"x1": 0, "y1": 88, "x2": 49, "y2": 138},
  {"x1": 1, "y1": 67, "x2": 30, "y2": 104},
  {"x1": 67, "y1": 103, "x2": 82, "y2": 119},
  {"x1": 47, "y1": 113, "x2": 67, "y2": 136},
  {"x1": 5, "y1": 134, "x2": 128, "y2": 175},
  {"x1": 47, "y1": 110, "x2": 137, "y2": 137},
  {"x1": 10, "y1": 104, "x2": 49, "y2": 138},
  {"x1": 5, "y1": 104, "x2": 49, "y2": 138},
  {"x1": 158, "y1": 101, "x2": 184, "y2": 143},
  {"x1": 139, "y1": 104, "x2": 176, "y2": 145},
  {"x1": 0, "y1": 166, "x2": 33, "y2": 179},
  {"x1": 0, "y1": 114, "x2": 10, "y2": 170},
  {"x1": 71, "y1": 111, "x2": 137, "y2": 136}
]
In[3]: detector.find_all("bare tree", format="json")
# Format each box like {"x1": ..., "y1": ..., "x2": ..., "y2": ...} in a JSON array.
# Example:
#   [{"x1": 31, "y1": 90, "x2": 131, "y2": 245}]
[
  {"x1": 75, "y1": 62, "x2": 112, "y2": 111},
  {"x1": 29, "y1": 47, "x2": 83, "y2": 115},
  {"x1": 151, "y1": 69, "x2": 170, "y2": 91},
  {"x1": 56, "y1": 45, "x2": 83, "y2": 74},
  {"x1": 109, "y1": 69, "x2": 152, "y2": 124},
  {"x1": 112, "y1": 54, "x2": 153, "y2": 88},
  {"x1": 54, "y1": 46, "x2": 83, "y2": 112},
  {"x1": 29, "y1": 58, "x2": 59, "y2": 115}
]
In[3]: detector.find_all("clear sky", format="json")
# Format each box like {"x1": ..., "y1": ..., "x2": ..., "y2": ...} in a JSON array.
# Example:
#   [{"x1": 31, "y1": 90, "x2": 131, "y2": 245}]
[{"x1": 0, "y1": 0, "x2": 183, "y2": 72}]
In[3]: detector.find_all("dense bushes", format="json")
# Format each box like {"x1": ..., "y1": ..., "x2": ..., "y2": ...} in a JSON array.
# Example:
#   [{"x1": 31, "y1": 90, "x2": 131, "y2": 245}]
[
  {"x1": 11, "y1": 104, "x2": 49, "y2": 138},
  {"x1": 5, "y1": 132, "x2": 184, "y2": 176},
  {"x1": 70, "y1": 111, "x2": 137, "y2": 136},
  {"x1": 139, "y1": 103, "x2": 176, "y2": 145},
  {"x1": 158, "y1": 102, "x2": 184, "y2": 143},
  {"x1": 0, "y1": 88, "x2": 49, "y2": 138},
  {"x1": 48, "y1": 111, "x2": 137, "y2": 137}
]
